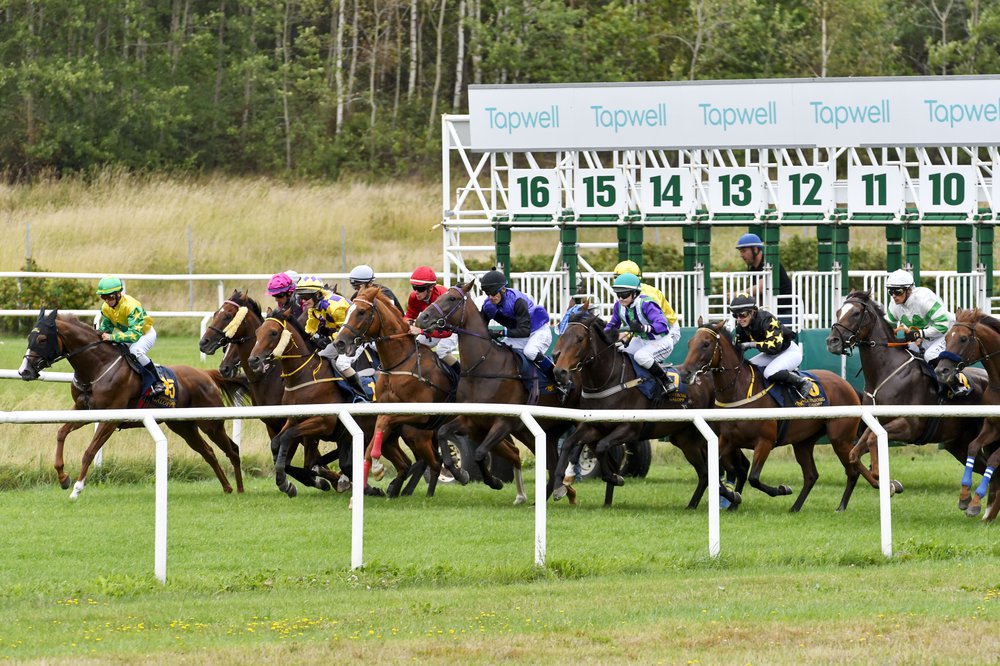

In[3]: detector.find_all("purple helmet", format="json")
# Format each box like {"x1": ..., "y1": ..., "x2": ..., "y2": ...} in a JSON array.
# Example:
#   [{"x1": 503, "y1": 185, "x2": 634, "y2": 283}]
[{"x1": 267, "y1": 273, "x2": 295, "y2": 296}]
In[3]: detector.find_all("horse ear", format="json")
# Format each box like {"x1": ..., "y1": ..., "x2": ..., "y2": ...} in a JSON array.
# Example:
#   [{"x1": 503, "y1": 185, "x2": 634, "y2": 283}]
[
  {"x1": 582, "y1": 299, "x2": 591, "y2": 310},
  {"x1": 697, "y1": 315, "x2": 704, "y2": 327}
]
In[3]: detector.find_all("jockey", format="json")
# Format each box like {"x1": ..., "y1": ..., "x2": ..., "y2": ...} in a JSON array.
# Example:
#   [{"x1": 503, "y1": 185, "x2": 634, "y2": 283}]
[
  {"x1": 558, "y1": 280, "x2": 590, "y2": 335},
  {"x1": 404, "y1": 266, "x2": 459, "y2": 370},
  {"x1": 613, "y1": 260, "x2": 681, "y2": 347},
  {"x1": 348, "y1": 264, "x2": 403, "y2": 313},
  {"x1": 730, "y1": 292, "x2": 813, "y2": 395},
  {"x1": 479, "y1": 269, "x2": 560, "y2": 390},
  {"x1": 297, "y1": 276, "x2": 365, "y2": 395},
  {"x1": 604, "y1": 273, "x2": 677, "y2": 398},
  {"x1": 96, "y1": 276, "x2": 166, "y2": 396},
  {"x1": 884, "y1": 268, "x2": 970, "y2": 397},
  {"x1": 266, "y1": 272, "x2": 304, "y2": 320}
]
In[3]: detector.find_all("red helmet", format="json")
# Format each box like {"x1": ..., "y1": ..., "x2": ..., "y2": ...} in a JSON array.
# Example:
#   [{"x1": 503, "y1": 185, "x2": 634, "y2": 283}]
[{"x1": 410, "y1": 266, "x2": 438, "y2": 286}]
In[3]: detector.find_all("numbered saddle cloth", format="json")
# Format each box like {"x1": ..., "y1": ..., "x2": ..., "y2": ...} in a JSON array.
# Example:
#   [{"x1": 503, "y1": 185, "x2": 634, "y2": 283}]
[
  {"x1": 510, "y1": 348, "x2": 559, "y2": 398},
  {"x1": 626, "y1": 356, "x2": 689, "y2": 405},
  {"x1": 137, "y1": 365, "x2": 179, "y2": 409},
  {"x1": 767, "y1": 371, "x2": 827, "y2": 408}
]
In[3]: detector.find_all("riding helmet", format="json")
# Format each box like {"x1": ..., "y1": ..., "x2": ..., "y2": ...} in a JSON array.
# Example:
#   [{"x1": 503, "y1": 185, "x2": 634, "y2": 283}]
[
  {"x1": 613, "y1": 260, "x2": 642, "y2": 278},
  {"x1": 480, "y1": 270, "x2": 508, "y2": 296},
  {"x1": 410, "y1": 265, "x2": 437, "y2": 286},
  {"x1": 349, "y1": 264, "x2": 376, "y2": 286},
  {"x1": 96, "y1": 276, "x2": 124, "y2": 295},
  {"x1": 729, "y1": 292, "x2": 757, "y2": 313},
  {"x1": 267, "y1": 273, "x2": 295, "y2": 296},
  {"x1": 886, "y1": 269, "x2": 915, "y2": 289},
  {"x1": 735, "y1": 233, "x2": 764, "y2": 249},
  {"x1": 612, "y1": 272, "x2": 641, "y2": 298}
]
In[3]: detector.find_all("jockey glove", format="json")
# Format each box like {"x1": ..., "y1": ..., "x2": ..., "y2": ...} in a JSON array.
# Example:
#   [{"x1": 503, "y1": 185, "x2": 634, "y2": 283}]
[
  {"x1": 489, "y1": 328, "x2": 505, "y2": 340},
  {"x1": 739, "y1": 341, "x2": 756, "y2": 351},
  {"x1": 628, "y1": 320, "x2": 650, "y2": 335},
  {"x1": 312, "y1": 334, "x2": 330, "y2": 349}
]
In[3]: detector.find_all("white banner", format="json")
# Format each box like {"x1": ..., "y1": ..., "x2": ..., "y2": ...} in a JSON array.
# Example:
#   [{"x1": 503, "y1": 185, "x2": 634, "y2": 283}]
[{"x1": 468, "y1": 76, "x2": 1000, "y2": 150}]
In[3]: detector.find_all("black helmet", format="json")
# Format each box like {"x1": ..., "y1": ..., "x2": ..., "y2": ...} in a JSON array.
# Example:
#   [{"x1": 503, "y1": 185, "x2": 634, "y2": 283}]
[
  {"x1": 729, "y1": 293, "x2": 757, "y2": 314},
  {"x1": 480, "y1": 270, "x2": 508, "y2": 296}
]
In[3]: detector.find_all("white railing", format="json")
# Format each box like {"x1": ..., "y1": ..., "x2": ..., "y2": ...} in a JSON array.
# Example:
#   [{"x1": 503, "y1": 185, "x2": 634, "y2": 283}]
[{"x1": 6, "y1": 401, "x2": 992, "y2": 583}]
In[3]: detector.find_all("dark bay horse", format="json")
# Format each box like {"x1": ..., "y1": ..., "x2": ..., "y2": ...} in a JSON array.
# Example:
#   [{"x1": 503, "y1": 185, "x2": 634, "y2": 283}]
[
  {"x1": 247, "y1": 312, "x2": 434, "y2": 498},
  {"x1": 934, "y1": 308, "x2": 1000, "y2": 520},
  {"x1": 198, "y1": 290, "x2": 342, "y2": 492},
  {"x1": 19, "y1": 310, "x2": 250, "y2": 499},
  {"x1": 415, "y1": 281, "x2": 581, "y2": 500},
  {"x1": 551, "y1": 308, "x2": 740, "y2": 509},
  {"x1": 679, "y1": 320, "x2": 865, "y2": 512},
  {"x1": 826, "y1": 291, "x2": 988, "y2": 490},
  {"x1": 333, "y1": 286, "x2": 530, "y2": 498}
]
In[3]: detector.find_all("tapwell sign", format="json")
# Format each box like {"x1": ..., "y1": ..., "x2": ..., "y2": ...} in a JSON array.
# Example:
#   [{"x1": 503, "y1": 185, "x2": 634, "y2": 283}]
[{"x1": 467, "y1": 76, "x2": 1000, "y2": 151}]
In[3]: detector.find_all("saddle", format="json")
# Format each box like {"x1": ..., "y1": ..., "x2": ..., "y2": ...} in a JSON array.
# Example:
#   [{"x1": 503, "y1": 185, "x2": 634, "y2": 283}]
[
  {"x1": 116, "y1": 346, "x2": 177, "y2": 408},
  {"x1": 625, "y1": 356, "x2": 688, "y2": 405},
  {"x1": 508, "y1": 347, "x2": 559, "y2": 403},
  {"x1": 765, "y1": 371, "x2": 827, "y2": 408}
]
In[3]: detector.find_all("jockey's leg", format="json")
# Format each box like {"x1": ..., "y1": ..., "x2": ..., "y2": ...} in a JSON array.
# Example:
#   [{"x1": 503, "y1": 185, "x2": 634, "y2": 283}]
[
  {"x1": 332, "y1": 348, "x2": 366, "y2": 395},
  {"x1": 431, "y1": 335, "x2": 461, "y2": 373},
  {"x1": 635, "y1": 342, "x2": 676, "y2": 397},
  {"x1": 130, "y1": 330, "x2": 165, "y2": 395}
]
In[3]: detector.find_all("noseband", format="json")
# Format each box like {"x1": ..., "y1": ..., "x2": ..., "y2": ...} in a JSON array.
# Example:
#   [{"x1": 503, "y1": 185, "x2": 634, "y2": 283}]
[
  {"x1": 339, "y1": 297, "x2": 382, "y2": 346},
  {"x1": 829, "y1": 299, "x2": 876, "y2": 354},
  {"x1": 206, "y1": 300, "x2": 256, "y2": 346},
  {"x1": 422, "y1": 286, "x2": 469, "y2": 331}
]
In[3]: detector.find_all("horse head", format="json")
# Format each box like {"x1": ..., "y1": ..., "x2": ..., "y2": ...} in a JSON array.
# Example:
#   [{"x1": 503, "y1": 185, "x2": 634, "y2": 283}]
[
  {"x1": 248, "y1": 313, "x2": 305, "y2": 374},
  {"x1": 19, "y1": 309, "x2": 61, "y2": 380},
  {"x1": 335, "y1": 285, "x2": 390, "y2": 356},
  {"x1": 415, "y1": 280, "x2": 475, "y2": 332},
  {"x1": 827, "y1": 291, "x2": 888, "y2": 355},
  {"x1": 552, "y1": 302, "x2": 609, "y2": 387},
  {"x1": 936, "y1": 308, "x2": 1000, "y2": 388},
  {"x1": 677, "y1": 320, "x2": 732, "y2": 384},
  {"x1": 200, "y1": 290, "x2": 261, "y2": 355}
]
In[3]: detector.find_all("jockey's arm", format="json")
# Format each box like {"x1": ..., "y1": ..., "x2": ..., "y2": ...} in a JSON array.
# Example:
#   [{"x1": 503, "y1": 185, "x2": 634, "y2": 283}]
[{"x1": 505, "y1": 300, "x2": 532, "y2": 337}]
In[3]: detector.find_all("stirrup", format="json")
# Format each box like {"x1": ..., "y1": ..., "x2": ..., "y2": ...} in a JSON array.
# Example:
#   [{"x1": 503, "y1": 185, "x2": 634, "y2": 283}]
[{"x1": 149, "y1": 380, "x2": 166, "y2": 396}]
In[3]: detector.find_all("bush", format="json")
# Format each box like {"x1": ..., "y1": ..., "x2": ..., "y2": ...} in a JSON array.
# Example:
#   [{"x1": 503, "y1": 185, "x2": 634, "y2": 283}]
[{"x1": 0, "y1": 258, "x2": 92, "y2": 334}]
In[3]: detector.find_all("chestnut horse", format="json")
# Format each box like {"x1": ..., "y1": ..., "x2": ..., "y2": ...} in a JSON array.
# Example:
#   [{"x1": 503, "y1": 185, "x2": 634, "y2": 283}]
[
  {"x1": 198, "y1": 290, "x2": 342, "y2": 492},
  {"x1": 679, "y1": 320, "x2": 866, "y2": 512},
  {"x1": 415, "y1": 281, "x2": 581, "y2": 499},
  {"x1": 551, "y1": 307, "x2": 742, "y2": 509},
  {"x1": 19, "y1": 310, "x2": 250, "y2": 499},
  {"x1": 247, "y1": 311, "x2": 436, "y2": 498},
  {"x1": 333, "y1": 285, "x2": 533, "y2": 499},
  {"x1": 934, "y1": 308, "x2": 1000, "y2": 520},
  {"x1": 826, "y1": 291, "x2": 988, "y2": 491}
]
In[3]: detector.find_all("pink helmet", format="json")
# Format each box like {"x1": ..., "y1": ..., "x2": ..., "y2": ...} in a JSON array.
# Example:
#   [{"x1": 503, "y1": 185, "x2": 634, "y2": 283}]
[
  {"x1": 267, "y1": 273, "x2": 295, "y2": 296},
  {"x1": 410, "y1": 266, "x2": 438, "y2": 286}
]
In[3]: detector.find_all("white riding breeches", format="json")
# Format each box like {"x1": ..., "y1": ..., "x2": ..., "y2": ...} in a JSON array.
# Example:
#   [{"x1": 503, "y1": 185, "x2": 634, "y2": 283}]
[
  {"x1": 418, "y1": 333, "x2": 458, "y2": 359},
  {"x1": 626, "y1": 325, "x2": 678, "y2": 369},
  {"x1": 920, "y1": 335, "x2": 947, "y2": 362},
  {"x1": 748, "y1": 341, "x2": 803, "y2": 379},
  {"x1": 129, "y1": 328, "x2": 157, "y2": 366},
  {"x1": 503, "y1": 326, "x2": 552, "y2": 361}
]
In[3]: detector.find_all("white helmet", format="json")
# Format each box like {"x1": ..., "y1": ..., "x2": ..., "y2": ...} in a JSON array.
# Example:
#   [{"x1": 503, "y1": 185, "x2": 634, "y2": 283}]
[
  {"x1": 886, "y1": 269, "x2": 914, "y2": 289},
  {"x1": 283, "y1": 269, "x2": 300, "y2": 285},
  {"x1": 349, "y1": 264, "x2": 376, "y2": 285}
]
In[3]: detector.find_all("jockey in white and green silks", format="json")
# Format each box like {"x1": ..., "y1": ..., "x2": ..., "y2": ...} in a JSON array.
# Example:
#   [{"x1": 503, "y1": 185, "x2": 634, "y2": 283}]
[{"x1": 96, "y1": 276, "x2": 166, "y2": 396}]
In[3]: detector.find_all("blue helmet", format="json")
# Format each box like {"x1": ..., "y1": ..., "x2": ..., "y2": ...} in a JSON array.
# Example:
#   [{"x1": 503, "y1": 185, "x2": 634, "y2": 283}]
[{"x1": 735, "y1": 233, "x2": 764, "y2": 249}]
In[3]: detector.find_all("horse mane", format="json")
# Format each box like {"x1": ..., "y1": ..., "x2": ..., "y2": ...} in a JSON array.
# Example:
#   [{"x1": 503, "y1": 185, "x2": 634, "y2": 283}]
[
  {"x1": 228, "y1": 289, "x2": 263, "y2": 319},
  {"x1": 270, "y1": 308, "x2": 311, "y2": 342},
  {"x1": 957, "y1": 308, "x2": 1000, "y2": 336},
  {"x1": 54, "y1": 311, "x2": 102, "y2": 341},
  {"x1": 845, "y1": 290, "x2": 887, "y2": 318}
]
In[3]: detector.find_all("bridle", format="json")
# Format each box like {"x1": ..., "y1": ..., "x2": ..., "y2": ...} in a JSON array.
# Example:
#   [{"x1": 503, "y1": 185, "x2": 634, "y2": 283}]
[
  {"x1": 829, "y1": 298, "x2": 878, "y2": 355},
  {"x1": 688, "y1": 325, "x2": 749, "y2": 396},
  {"x1": 421, "y1": 286, "x2": 470, "y2": 333},
  {"x1": 205, "y1": 300, "x2": 256, "y2": 347},
  {"x1": 940, "y1": 320, "x2": 1000, "y2": 371}
]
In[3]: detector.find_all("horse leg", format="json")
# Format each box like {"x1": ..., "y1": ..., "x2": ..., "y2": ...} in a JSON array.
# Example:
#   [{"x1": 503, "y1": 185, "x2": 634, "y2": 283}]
[
  {"x1": 788, "y1": 438, "x2": 820, "y2": 512},
  {"x1": 671, "y1": 428, "x2": 710, "y2": 510},
  {"x1": 382, "y1": 436, "x2": 413, "y2": 499},
  {"x1": 747, "y1": 440, "x2": 794, "y2": 498},
  {"x1": 594, "y1": 424, "x2": 635, "y2": 489},
  {"x1": 552, "y1": 425, "x2": 596, "y2": 502},
  {"x1": 960, "y1": 421, "x2": 1000, "y2": 515},
  {"x1": 55, "y1": 421, "x2": 88, "y2": 489},
  {"x1": 473, "y1": 421, "x2": 515, "y2": 491},
  {"x1": 168, "y1": 421, "x2": 234, "y2": 494},
  {"x1": 399, "y1": 428, "x2": 439, "y2": 497},
  {"x1": 435, "y1": 418, "x2": 471, "y2": 485},
  {"x1": 196, "y1": 420, "x2": 245, "y2": 493},
  {"x1": 272, "y1": 426, "x2": 302, "y2": 497},
  {"x1": 70, "y1": 422, "x2": 120, "y2": 500},
  {"x1": 494, "y1": 440, "x2": 525, "y2": 505},
  {"x1": 826, "y1": 421, "x2": 863, "y2": 512},
  {"x1": 602, "y1": 444, "x2": 626, "y2": 508}
]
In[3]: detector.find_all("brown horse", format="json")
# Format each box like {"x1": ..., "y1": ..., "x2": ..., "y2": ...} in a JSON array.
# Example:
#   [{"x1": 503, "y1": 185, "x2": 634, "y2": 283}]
[
  {"x1": 247, "y1": 311, "x2": 436, "y2": 498},
  {"x1": 678, "y1": 320, "x2": 866, "y2": 512},
  {"x1": 198, "y1": 290, "x2": 342, "y2": 492},
  {"x1": 551, "y1": 307, "x2": 742, "y2": 509},
  {"x1": 934, "y1": 308, "x2": 1000, "y2": 520},
  {"x1": 826, "y1": 291, "x2": 988, "y2": 491},
  {"x1": 415, "y1": 281, "x2": 581, "y2": 499},
  {"x1": 333, "y1": 285, "x2": 531, "y2": 496},
  {"x1": 19, "y1": 310, "x2": 249, "y2": 499}
]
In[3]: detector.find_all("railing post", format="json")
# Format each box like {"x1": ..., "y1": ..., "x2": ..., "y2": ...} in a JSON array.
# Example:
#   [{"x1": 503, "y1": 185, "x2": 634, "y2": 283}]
[
  {"x1": 692, "y1": 417, "x2": 720, "y2": 558},
  {"x1": 142, "y1": 415, "x2": 169, "y2": 584},
  {"x1": 861, "y1": 410, "x2": 893, "y2": 558},
  {"x1": 340, "y1": 410, "x2": 365, "y2": 569},
  {"x1": 520, "y1": 411, "x2": 547, "y2": 567}
]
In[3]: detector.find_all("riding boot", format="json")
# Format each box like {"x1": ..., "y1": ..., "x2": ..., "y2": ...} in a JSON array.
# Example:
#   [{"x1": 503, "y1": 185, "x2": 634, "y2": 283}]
[
  {"x1": 345, "y1": 372, "x2": 367, "y2": 397},
  {"x1": 533, "y1": 353, "x2": 569, "y2": 397},
  {"x1": 774, "y1": 369, "x2": 813, "y2": 396},
  {"x1": 442, "y1": 354, "x2": 461, "y2": 375},
  {"x1": 646, "y1": 362, "x2": 677, "y2": 398},
  {"x1": 143, "y1": 360, "x2": 166, "y2": 396}
]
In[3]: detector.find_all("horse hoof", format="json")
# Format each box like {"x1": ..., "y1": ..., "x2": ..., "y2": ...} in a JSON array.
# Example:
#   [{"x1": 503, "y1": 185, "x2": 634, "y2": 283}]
[
  {"x1": 959, "y1": 497, "x2": 971, "y2": 510},
  {"x1": 609, "y1": 474, "x2": 625, "y2": 487},
  {"x1": 337, "y1": 476, "x2": 352, "y2": 493},
  {"x1": 485, "y1": 478, "x2": 504, "y2": 491},
  {"x1": 314, "y1": 477, "x2": 332, "y2": 492},
  {"x1": 457, "y1": 469, "x2": 470, "y2": 486},
  {"x1": 731, "y1": 491, "x2": 742, "y2": 506},
  {"x1": 552, "y1": 485, "x2": 567, "y2": 501},
  {"x1": 966, "y1": 504, "x2": 982, "y2": 518},
  {"x1": 890, "y1": 480, "x2": 904, "y2": 495},
  {"x1": 284, "y1": 483, "x2": 298, "y2": 498},
  {"x1": 513, "y1": 496, "x2": 526, "y2": 506},
  {"x1": 59, "y1": 476, "x2": 71, "y2": 490},
  {"x1": 778, "y1": 484, "x2": 793, "y2": 495}
]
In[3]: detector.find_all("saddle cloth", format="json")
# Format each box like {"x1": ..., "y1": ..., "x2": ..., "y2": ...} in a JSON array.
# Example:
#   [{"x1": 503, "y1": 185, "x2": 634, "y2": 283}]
[
  {"x1": 767, "y1": 371, "x2": 828, "y2": 408},
  {"x1": 626, "y1": 356, "x2": 689, "y2": 405},
  {"x1": 137, "y1": 365, "x2": 179, "y2": 409}
]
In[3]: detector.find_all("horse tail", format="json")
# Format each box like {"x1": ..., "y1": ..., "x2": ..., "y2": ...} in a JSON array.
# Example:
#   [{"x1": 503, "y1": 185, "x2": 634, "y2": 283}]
[{"x1": 206, "y1": 369, "x2": 254, "y2": 407}]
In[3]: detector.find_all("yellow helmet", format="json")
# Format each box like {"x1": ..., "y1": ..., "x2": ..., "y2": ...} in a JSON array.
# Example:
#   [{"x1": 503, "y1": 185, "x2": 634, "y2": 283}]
[
  {"x1": 613, "y1": 260, "x2": 642, "y2": 278},
  {"x1": 295, "y1": 276, "x2": 326, "y2": 295}
]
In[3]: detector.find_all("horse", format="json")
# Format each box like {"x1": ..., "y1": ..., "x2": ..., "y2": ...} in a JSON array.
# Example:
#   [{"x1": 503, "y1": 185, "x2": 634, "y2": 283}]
[
  {"x1": 19, "y1": 310, "x2": 250, "y2": 499},
  {"x1": 332, "y1": 285, "x2": 533, "y2": 499},
  {"x1": 825, "y1": 290, "x2": 988, "y2": 491},
  {"x1": 551, "y1": 307, "x2": 742, "y2": 509},
  {"x1": 678, "y1": 320, "x2": 865, "y2": 512},
  {"x1": 414, "y1": 280, "x2": 581, "y2": 500},
  {"x1": 198, "y1": 290, "x2": 342, "y2": 492},
  {"x1": 247, "y1": 311, "x2": 436, "y2": 498},
  {"x1": 933, "y1": 308, "x2": 1000, "y2": 520}
]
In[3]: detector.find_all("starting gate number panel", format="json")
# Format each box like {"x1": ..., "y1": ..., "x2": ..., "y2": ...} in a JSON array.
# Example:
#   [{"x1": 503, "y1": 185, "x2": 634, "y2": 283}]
[{"x1": 508, "y1": 169, "x2": 560, "y2": 215}]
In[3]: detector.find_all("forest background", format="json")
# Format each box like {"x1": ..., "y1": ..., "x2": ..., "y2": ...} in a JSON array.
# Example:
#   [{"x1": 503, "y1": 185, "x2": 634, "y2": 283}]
[{"x1": 3, "y1": 0, "x2": 1000, "y2": 181}]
